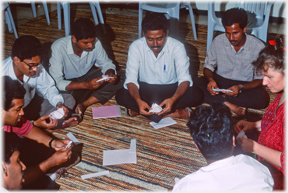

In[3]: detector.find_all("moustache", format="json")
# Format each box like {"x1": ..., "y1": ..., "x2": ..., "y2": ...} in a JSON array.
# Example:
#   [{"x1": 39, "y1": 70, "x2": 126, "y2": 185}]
[{"x1": 151, "y1": 46, "x2": 161, "y2": 48}]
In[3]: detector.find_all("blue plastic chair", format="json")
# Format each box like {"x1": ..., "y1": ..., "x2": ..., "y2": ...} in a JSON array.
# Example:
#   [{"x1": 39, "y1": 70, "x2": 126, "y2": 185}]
[
  {"x1": 206, "y1": 2, "x2": 274, "y2": 52},
  {"x1": 57, "y1": 1, "x2": 104, "y2": 36},
  {"x1": 138, "y1": 2, "x2": 197, "y2": 40},
  {"x1": 30, "y1": 1, "x2": 50, "y2": 25},
  {"x1": 3, "y1": 2, "x2": 18, "y2": 38}
]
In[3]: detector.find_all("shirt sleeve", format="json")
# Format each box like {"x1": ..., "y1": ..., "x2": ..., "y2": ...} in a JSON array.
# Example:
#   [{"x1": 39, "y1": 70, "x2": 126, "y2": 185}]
[
  {"x1": 94, "y1": 40, "x2": 116, "y2": 75},
  {"x1": 203, "y1": 39, "x2": 217, "y2": 72},
  {"x1": 49, "y1": 42, "x2": 72, "y2": 91},
  {"x1": 173, "y1": 43, "x2": 192, "y2": 86},
  {"x1": 35, "y1": 66, "x2": 64, "y2": 107},
  {"x1": 124, "y1": 42, "x2": 141, "y2": 89},
  {"x1": 3, "y1": 117, "x2": 33, "y2": 137}
]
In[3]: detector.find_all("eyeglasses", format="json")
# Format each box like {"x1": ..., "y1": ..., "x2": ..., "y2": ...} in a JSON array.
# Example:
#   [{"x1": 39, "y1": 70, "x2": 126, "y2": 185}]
[{"x1": 22, "y1": 60, "x2": 43, "y2": 70}]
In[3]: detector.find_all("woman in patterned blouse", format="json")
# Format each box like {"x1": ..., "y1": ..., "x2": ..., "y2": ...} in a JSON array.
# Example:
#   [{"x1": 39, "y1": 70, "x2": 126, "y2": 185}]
[{"x1": 235, "y1": 35, "x2": 285, "y2": 190}]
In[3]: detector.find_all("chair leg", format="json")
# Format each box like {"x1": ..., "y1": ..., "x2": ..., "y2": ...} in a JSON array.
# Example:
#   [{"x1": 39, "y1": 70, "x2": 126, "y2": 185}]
[
  {"x1": 6, "y1": 6, "x2": 18, "y2": 38},
  {"x1": 187, "y1": 5, "x2": 197, "y2": 40},
  {"x1": 138, "y1": 8, "x2": 143, "y2": 38},
  {"x1": 57, "y1": 3, "x2": 62, "y2": 30},
  {"x1": 95, "y1": 2, "x2": 104, "y2": 24},
  {"x1": 206, "y1": 23, "x2": 216, "y2": 52},
  {"x1": 63, "y1": 3, "x2": 70, "y2": 36},
  {"x1": 42, "y1": 2, "x2": 50, "y2": 25},
  {"x1": 30, "y1": 2, "x2": 37, "y2": 18},
  {"x1": 89, "y1": 2, "x2": 99, "y2": 25}
]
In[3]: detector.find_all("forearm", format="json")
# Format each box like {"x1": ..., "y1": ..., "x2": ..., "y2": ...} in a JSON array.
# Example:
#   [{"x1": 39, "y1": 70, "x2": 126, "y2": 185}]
[
  {"x1": 204, "y1": 68, "x2": 214, "y2": 82},
  {"x1": 65, "y1": 81, "x2": 89, "y2": 90},
  {"x1": 254, "y1": 143, "x2": 282, "y2": 168},
  {"x1": 241, "y1": 79, "x2": 263, "y2": 90},
  {"x1": 24, "y1": 126, "x2": 53, "y2": 147},
  {"x1": 170, "y1": 81, "x2": 189, "y2": 102},
  {"x1": 22, "y1": 159, "x2": 55, "y2": 186},
  {"x1": 127, "y1": 83, "x2": 142, "y2": 103}
]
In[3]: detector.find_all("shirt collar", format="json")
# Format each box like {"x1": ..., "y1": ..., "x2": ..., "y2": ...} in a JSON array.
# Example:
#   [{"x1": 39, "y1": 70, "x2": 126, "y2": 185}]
[{"x1": 224, "y1": 33, "x2": 250, "y2": 52}]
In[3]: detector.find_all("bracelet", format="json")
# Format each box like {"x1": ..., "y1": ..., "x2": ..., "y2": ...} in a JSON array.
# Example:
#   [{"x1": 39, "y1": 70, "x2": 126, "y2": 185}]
[
  {"x1": 49, "y1": 138, "x2": 55, "y2": 148},
  {"x1": 239, "y1": 84, "x2": 243, "y2": 93}
]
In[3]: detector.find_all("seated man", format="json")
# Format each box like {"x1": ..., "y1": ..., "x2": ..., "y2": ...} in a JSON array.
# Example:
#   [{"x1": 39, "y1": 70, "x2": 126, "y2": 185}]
[
  {"x1": 49, "y1": 18, "x2": 125, "y2": 117},
  {"x1": 2, "y1": 35, "x2": 77, "y2": 131},
  {"x1": 195, "y1": 8, "x2": 269, "y2": 116},
  {"x1": 116, "y1": 13, "x2": 203, "y2": 123},
  {"x1": 2, "y1": 131, "x2": 26, "y2": 191},
  {"x1": 172, "y1": 103, "x2": 274, "y2": 191},
  {"x1": 2, "y1": 76, "x2": 78, "y2": 189}
]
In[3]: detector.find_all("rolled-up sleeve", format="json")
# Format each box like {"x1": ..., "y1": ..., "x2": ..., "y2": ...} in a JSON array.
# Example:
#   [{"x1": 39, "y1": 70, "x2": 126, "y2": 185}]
[
  {"x1": 49, "y1": 43, "x2": 72, "y2": 91},
  {"x1": 124, "y1": 43, "x2": 141, "y2": 89},
  {"x1": 174, "y1": 44, "x2": 192, "y2": 86},
  {"x1": 94, "y1": 41, "x2": 116, "y2": 75},
  {"x1": 203, "y1": 41, "x2": 217, "y2": 72}
]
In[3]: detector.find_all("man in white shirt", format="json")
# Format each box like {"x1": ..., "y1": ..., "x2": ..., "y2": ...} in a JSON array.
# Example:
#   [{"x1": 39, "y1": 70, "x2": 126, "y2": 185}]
[
  {"x1": 3, "y1": 35, "x2": 77, "y2": 131},
  {"x1": 115, "y1": 13, "x2": 203, "y2": 123},
  {"x1": 49, "y1": 18, "x2": 125, "y2": 117},
  {"x1": 2, "y1": 131, "x2": 26, "y2": 191},
  {"x1": 172, "y1": 103, "x2": 274, "y2": 191}
]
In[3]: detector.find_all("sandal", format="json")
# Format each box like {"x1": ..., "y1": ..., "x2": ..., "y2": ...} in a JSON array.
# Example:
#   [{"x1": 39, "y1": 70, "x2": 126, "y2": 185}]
[{"x1": 124, "y1": 108, "x2": 139, "y2": 117}]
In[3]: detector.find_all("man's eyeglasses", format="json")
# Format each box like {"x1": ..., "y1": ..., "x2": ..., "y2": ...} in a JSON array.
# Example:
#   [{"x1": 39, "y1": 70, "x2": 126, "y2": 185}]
[{"x1": 23, "y1": 60, "x2": 43, "y2": 70}]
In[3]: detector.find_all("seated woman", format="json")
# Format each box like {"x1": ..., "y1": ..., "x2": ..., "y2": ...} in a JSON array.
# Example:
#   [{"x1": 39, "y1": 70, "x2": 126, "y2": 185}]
[{"x1": 235, "y1": 35, "x2": 285, "y2": 190}]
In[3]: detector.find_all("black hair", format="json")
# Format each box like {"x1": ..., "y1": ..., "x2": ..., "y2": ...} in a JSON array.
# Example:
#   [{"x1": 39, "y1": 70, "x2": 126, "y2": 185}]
[
  {"x1": 3, "y1": 131, "x2": 20, "y2": 164},
  {"x1": 222, "y1": 8, "x2": 248, "y2": 29},
  {"x1": 187, "y1": 103, "x2": 233, "y2": 161},
  {"x1": 3, "y1": 76, "x2": 26, "y2": 111},
  {"x1": 252, "y1": 35, "x2": 285, "y2": 74},
  {"x1": 11, "y1": 35, "x2": 42, "y2": 61},
  {"x1": 71, "y1": 18, "x2": 97, "y2": 41},
  {"x1": 141, "y1": 12, "x2": 169, "y2": 35}
]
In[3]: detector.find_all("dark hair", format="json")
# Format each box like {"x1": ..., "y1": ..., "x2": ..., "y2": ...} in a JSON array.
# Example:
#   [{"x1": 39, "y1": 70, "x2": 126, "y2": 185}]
[
  {"x1": 187, "y1": 103, "x2": 233, "y2": 160},
  {"x1": 141, "y1": 12, "x2": 169, "y2": 35},
  {"x1": 252, "y1": 35, "x2": 285, "y2": 74},
  {"x1": 71, "y1": 18, "x2": 97, "y2": 41},
  {"x1": 222, "y1": 8, "x2": 248, "y2": 29},
  {"x1": 3, "y1": 76, "x2": 26, "y2": 111},
  {"x1": 3, "y1": 131, "x2": 20, "y2": 163},
  {"x1": 11, "y1": 35, "x2": 42, "y2": 61}
]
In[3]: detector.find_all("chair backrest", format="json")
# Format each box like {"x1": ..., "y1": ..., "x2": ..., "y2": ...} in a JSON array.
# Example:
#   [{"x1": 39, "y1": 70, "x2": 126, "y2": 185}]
[{"x1": 235, "y1": 2, "x2": 266, "y2": 18}]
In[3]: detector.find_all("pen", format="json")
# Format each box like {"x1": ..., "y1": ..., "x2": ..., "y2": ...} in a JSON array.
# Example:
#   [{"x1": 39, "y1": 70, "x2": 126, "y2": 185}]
[{"x1": 164, "y1": 64, "x2": 166, "y2": 72}]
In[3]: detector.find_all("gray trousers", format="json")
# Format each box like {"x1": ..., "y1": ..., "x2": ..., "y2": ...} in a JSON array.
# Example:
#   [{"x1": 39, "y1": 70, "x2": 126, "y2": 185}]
[
  {"x1": 23, "y1": 93, "x2": 76, "y2": 120},
  {"x1": 62, "y1": 67, "x2": 125, "y2": 105}
]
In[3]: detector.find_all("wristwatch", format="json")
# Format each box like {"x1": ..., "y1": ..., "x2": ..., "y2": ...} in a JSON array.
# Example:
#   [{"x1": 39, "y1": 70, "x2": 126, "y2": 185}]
[{"x1": 239, "y1": 84, "x2": 243, "y2": 93}]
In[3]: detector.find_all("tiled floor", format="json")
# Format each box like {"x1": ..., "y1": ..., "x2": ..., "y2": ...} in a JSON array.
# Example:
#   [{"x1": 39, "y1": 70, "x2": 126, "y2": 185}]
[{"x1": 4, "y1": 2, "x2": 285, "y2": 35}]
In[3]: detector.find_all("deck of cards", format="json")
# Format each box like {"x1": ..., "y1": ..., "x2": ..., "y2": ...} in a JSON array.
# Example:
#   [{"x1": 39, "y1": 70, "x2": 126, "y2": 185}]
[
  {"x1": 149, "y1": 103, "x2": 163, "y2": 113},
  {"x1": 96, "y1": 75, "x2": 114, "y2": 82},
  {"x1": 212, "y1": 88, "x2": 234, "y2": 93}
]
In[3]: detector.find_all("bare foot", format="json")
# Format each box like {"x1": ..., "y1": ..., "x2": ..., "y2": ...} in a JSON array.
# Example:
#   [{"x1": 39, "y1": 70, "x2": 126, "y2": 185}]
[
  {"x1": 224, "y1": 102, "x2": 246, "y2": 117},
  {"x1": 166, "y1": 108, "x2": 192, "y2": 119},
  {"x1": 127, "y1": 109, "x2": 139, "y2": 117}
]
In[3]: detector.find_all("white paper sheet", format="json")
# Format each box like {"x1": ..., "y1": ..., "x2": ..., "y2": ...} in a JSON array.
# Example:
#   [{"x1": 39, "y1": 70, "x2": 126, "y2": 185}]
[
  {"x1": 66, "y1": 132, "x2": 81, "y2": 144},
  {"x1": 150, "y1": 117, "x2": 177, "y2": 129},
  {"x1": 103, "y1": 139, "x2": 137, "y2": 166},
  {"x1": 81, "y1": 170, "x2": 110, "y2": 180},
  {"x1": 149, "y1": 103, "x2": 163, "y2": 113},
  {"x1": 236, "y1": 130, "x2": 248, "y2": 139},
  {"x1": 50, "y1": 108, "x2": 65, "y2": 119}
]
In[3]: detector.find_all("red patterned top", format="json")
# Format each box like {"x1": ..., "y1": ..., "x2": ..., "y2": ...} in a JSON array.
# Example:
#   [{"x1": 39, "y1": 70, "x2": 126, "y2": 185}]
[{"x1": 258, "y1": 93, "x2": 285, "y2": 173}]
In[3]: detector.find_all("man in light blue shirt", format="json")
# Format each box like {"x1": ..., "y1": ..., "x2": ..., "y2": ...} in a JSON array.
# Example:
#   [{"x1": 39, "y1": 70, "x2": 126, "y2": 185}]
[
  {"x1": 49, "y1": 18, "x2": 125, "y2": 118},
  {"x1": 116, "y1": 13, "x2": 203, "y2": 123}
]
